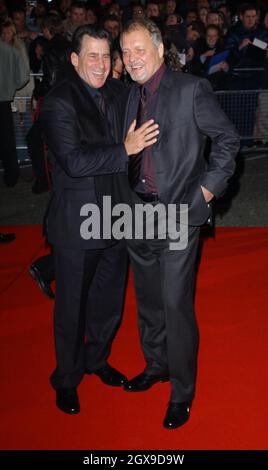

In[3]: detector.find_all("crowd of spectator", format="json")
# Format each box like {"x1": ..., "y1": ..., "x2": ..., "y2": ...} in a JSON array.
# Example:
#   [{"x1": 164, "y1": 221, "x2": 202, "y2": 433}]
[{"x1": 1, "y1": 0, "x2": 268, "y2": 191}]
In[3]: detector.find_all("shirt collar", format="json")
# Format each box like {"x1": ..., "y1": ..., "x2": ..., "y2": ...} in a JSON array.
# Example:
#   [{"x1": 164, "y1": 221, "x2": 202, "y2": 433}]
[
  {"x1": 142, "y1": 62, "x2": 166, "y2": 96},
  {"x1": 81, "y1": 77, "x2": 103, "y2": 100}
]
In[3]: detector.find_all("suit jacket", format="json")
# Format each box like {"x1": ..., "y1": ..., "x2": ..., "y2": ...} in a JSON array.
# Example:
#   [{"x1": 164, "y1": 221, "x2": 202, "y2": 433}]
[
  {"x1": 41, "y1": 67, "x2": 128, "y2": 249},
  {"x1": 123, "y1": 69, "x2": 240, "y2": 226}
]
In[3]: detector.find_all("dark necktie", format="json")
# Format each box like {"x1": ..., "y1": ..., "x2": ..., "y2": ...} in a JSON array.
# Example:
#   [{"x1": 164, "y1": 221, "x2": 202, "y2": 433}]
[
  {"x1": 128, "y1": 86, "x2": 147, "y2": 190},
  {"x1": 94, "y1": 90, "x2": 106, "y2": 117},
  {"x1": 94, "y1": 89, "x2": 116, "y2": 140}
]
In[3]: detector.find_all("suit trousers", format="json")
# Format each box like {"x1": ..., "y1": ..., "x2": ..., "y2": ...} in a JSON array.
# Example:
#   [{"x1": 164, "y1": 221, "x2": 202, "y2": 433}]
[
  {"x1": 127, "y1": 212, "x2": 200, "y2": 403},
  {"x1": 50, "y1": 240, "x2": 127, "y2": 390},
  {"x1": 0, "y1": 101, "x2": 19, "y2": 177},
  {"x1": 26, "y1": 118, "x2": 47, "y2": 184}
]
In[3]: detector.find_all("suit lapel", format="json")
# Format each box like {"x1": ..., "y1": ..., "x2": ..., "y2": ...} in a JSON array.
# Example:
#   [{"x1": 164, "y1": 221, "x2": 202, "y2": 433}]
[
  {"x1": 123, "y1": 70, "x2": 176, "y2": 144},
  {"x1": 102, "y1": 87, "x2": 116, "y2": 139},
  {"x1": 153, "y1": 69, "x2": 174, "y2": 152},
  {"x1": 123, "y1": 86, "x2": 137, "y2": 138}
]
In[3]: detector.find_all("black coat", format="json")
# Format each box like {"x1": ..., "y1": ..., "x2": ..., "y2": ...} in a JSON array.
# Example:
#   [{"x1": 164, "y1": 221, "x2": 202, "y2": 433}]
[
  {"x1": 123, "y1": 68, "x2": 240, "y2": 226},
  {"x1": 41, "y1": 67, "x2": 128, "y2": 249}
]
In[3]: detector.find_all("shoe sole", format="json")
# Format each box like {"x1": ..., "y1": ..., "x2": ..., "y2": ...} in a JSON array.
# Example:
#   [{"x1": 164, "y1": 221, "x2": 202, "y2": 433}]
[
  {"x1": 86, "y1": 370, "x2": 127, "y2": 387},
  {"x1": 29, "y1": 266, "x2": 38, "y2": 281},
  {"x1": 124, "y1": 377, "x2": 169, "y2": 392},
  {"x1": 163, "y1": 415, "x2": 190, "y2": 430},
  {"x1": 29, "y1": 266, "x2": 55, "y2": 299},
  {"x1": 56, "y1": 402, "x2": 80, "y2": 415}
]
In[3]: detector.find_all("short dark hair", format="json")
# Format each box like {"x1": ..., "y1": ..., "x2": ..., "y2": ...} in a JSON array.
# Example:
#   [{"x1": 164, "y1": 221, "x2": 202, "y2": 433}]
[
  {"x1": 239, "y1": 3, "x2": 258, "y2": 16},
  {"x1": 71, "y1": 1, "x2": 87, "y2": 12},
  {"x1": 41, "y1": 14, "x2": 64, "y2": 36},
  {"x1": 206, "y1": 24, "x2": 222, "y2": 39},
  {"x1": 11, "y1": 7, "x2": 26, "y2": 18},
  {"x1": 103, "y1": 14, "x2": 120, "y2": 25},
  {"x1": 72, "y1": 24, "x2": 112, "y2": 55},
  {"x1": 187, "y1": 20, "x2": 205, "y2": 36}
]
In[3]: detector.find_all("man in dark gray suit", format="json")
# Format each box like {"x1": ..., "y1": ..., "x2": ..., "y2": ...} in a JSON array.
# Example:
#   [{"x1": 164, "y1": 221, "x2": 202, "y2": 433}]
[
  {"x1": 41, "y1": 24, "x2": 159, "y2": 415},
  {"x1": 120, "y1": 19, "x2": 240, "y2": 429}
]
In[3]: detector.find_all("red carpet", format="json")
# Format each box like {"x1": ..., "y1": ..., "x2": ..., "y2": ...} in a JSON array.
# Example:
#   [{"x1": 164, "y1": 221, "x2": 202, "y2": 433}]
[{"x1": 0, "y1": 226, "x2": 268, "y2": 450}]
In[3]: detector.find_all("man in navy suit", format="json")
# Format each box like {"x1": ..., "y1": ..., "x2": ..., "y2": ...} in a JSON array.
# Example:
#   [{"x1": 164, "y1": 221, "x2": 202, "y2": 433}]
[
  {"x1": 41, "y1": 24, "x2": 159, "y2": 414},
  {"x1": 120, "y1": 19, "x2": 240, "y2": 429}
]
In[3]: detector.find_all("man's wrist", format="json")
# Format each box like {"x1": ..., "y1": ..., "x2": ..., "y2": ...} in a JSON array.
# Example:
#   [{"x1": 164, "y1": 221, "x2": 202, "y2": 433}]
[{"x1": 201, "y1": 185, "x2": 214, "y2": 202}]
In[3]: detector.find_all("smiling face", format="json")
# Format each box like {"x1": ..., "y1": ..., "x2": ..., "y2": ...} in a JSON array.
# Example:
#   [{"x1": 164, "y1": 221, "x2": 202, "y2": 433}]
[
  {"x1": 71, "y1": 35, "x2": 111, "y2": 89},
  {"x1": 206, "y1": 27, "x2": 219, "y2": 47},
  {"x1": 166, "y1": 14, "x2": 179, "y2": 26},
  {"x1": 121, "y1": 27, "x2": 164, "y2": 84}
]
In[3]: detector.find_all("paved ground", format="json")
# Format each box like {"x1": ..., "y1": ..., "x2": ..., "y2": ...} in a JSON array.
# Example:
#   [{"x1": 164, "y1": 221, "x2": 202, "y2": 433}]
[
  {"x1": 214, "y1": 149, "x2": 268, "y2": 226},
  {"x1": 0, "y1": 149, "x2": 267, "y2": 227}
]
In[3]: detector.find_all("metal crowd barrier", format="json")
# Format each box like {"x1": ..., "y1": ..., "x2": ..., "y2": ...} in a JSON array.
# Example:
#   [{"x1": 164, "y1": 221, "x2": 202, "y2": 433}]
[
  {"x1": 13, "y1": 73, "x2": 42, "y2": 163},
  {"x1": 215, "y1": 89, "x2": 268, "y2": 145},
  {"x1": 13, "y1": 95, "x2": 33, "y2": 163}
]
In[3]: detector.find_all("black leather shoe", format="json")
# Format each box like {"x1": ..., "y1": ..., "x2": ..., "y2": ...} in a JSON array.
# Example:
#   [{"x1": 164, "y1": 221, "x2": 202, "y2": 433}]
[
  {"x1": 56, "y1": 388, "x2": 80, "y2": 414},
  {"x1": 29, "y1": 263, "x2": 55, "y2": 299},
  {"x1": 124, "y1": 371, "x2": 169, "y2": 392},
  {"x1": 0, "y1": 233, "x2": 16, "y2": 244},
  {"x1": 87, "y1": 363, "x2": 127, "y2": 386},
  {"x1": 163, "y1": 402, "x2": 191, "y2": 429}
]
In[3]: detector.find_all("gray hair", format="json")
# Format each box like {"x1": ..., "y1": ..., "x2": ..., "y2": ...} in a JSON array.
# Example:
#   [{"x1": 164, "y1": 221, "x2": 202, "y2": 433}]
[{"x1": 120, "y1": 18, "x2": 163, "y2": 49}]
